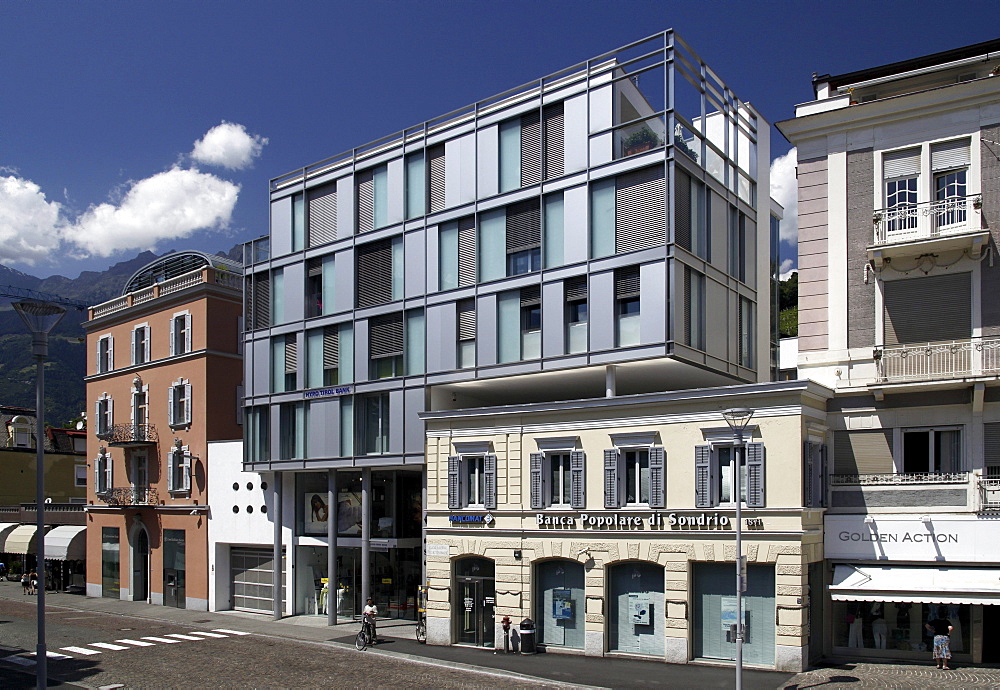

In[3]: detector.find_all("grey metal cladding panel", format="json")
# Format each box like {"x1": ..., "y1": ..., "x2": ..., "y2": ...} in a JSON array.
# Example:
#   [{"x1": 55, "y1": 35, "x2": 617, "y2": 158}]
[
  {"x1": 334, "y1": 248, "x2": 355, "y2": 313},
  {"x1": 709, "y1": 193, "x2": 728, "y2": 274},
  {"x1": 542, "y1": 280, "x2": 565, "y2": 357},
  {"x1": 252, "y1": 339, "x2": 270, "y2": 398},
  {"x1": 846, "y1": 149, "x2": 875, "y2": 349},
  {"x1": 386, "y1": 157, "x2": 405, "y2": 227},
  {"x1": 477, "y1": 125, "x2": 499, "y2": 199},
  {"x1": 281, "y1": 262, "x2": 305, "y2": 323},
  {"x1": 639, "y1": 261, "x2": 666, "y2": 345},
  {"x1": 982, "y1": 124, "x2": 1000, "y2": 337},
  {"x1": 337, "y1": 175, "x2": 355, "y2": 240},
  {"x1": 445, "y1": 133, "x2": 477, "y2": 209},
  {"x1": 269, "y1": 402, "x2": 282, "y2": 462},
  {"x1": 563, "y1": 185, "x2": 589, "y2": 266},
  {"x1": 831, "y1": 489, "x2": 967, "y2": 508},
  {"x1": 404, "y1": 229, "x2": 426, "y2": 300},
  {"x1": 389, "y1": 388, "x2": 405, "y2": 453},
  {"x1": 477, "y1": 292, "x2": 498, "y2": 366},
  {"x1": 403, "y1": 386, "x2": 426, "y2": 454},
  {"x1": 589, "y1": 270, "x2": 615, "y2": 352},
  {"x1": 354, "y1": 317, "x2": 370, "y2": 383},
  {"x1": 563, "y1": 94, "x2": 587, "y2": 174},
  {"x1": 308, "y1": 398, "x2": 340, "y2": 458},
  {"x1": 426, "y1": 225, "x2": 440, "y2": 294},
  {"x1": 426, "y1": 302, "x2": 456, "y2": 372},
  {"x1": 705, "y1": 279, "x2": 729, "y2": 362},
  {"x1": 460, "y1": 133, "x2": 477, "y2": 205},
  {"x1": 270, "y1": 197, "x2": 292, "y2": 258}
]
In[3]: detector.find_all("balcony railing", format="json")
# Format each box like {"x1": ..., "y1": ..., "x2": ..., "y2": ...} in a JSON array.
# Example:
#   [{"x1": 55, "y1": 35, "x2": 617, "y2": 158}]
[
  {"x1": 831, "y1": 472, "x2": 968, "y2": 486},
  {"x1": 106, "y1": 424, "x2": 158, "y2": 447},
  {"x1": 875, "y1": 336, "x2": 1000, "y2": 383},
  {"x1": 872, "y1": 194, "x2": 981, "y2": 246},
  {"x1": 979, "y1": 478, "x2": 1000, "y2": 512},
  {"x1": 99, "y1": 487, "x2": 159, "y2": 506},
  {"x1": 89, "y1": 266, "x2": 242, "y2": 320}
]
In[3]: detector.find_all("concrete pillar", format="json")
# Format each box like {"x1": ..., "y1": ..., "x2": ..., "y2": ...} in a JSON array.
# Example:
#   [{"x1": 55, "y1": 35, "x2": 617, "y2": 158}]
[
  {"x1": 272, "y1": 472, "x2": 283, "y2": 620},
  {"x1": 361, "y1": 467, "x2": 371, "y2": 605},
  {"x1": 327, "y1": 469, "x2": 338, "y2": 626}
]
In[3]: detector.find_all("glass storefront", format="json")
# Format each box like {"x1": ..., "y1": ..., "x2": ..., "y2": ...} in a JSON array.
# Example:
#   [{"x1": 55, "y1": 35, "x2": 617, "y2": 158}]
[
  {"x1": 101, "y1": 527, "x2": 119, "y2": 599},
  {"x1": 694, "y1": 563, "x2": 775, "y2": 666},
  {"x1": 296, "y1": 470, "x2": 421, "y2": 538},
  {"x1": 832, "y1": 600, "x2": 970, "y2": 657},
  {"x1": 536, "y1": 560, "x2": 585, "y2": 649},
  {"x1": 454, "y1": 557, "x2": 495, "y2": 647},
  {"x1": 608, "y1": 561, "x2": 664, "y2": 655}
]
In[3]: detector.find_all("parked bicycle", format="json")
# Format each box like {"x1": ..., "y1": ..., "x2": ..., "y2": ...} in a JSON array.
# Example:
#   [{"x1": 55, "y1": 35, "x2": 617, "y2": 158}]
[
  {"x1": 355, "y1": 614, "x2": 376, "y2": 651},
  {"x1": 415, "y1": 584, "x2": 427, "y2": 643}
]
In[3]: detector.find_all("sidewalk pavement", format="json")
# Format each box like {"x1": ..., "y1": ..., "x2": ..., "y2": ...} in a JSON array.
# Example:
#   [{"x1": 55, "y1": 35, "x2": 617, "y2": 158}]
[{"x1": 4, "y1": 581, "x2": 1000, "y2": 688}]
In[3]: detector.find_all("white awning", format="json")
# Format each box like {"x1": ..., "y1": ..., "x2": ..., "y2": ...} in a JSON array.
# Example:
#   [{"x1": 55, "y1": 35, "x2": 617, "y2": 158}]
[
  {"x1": 44, "y1": 525, "x2": 86, "y2": 561},
  {"x1": 831, "y1": 564, "x2": 1000, "y2": 605},
  {"x1": 0, "y1": 523, "x2": 20, "y2": 545},
  {"x1": 2, "y1": 525, "x2": 39, "y2": 555}
]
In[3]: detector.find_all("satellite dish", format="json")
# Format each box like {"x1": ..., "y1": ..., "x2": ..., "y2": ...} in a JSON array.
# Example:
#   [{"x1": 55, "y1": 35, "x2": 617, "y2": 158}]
[{"x1": 75, "y1": 421, "x2": 85, "y2": 430}]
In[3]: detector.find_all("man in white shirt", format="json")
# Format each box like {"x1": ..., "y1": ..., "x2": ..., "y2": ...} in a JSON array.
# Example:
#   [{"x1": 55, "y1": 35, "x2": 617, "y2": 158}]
[{"x1": 363, "y1": 597, "x2": 378, "y2": 643}]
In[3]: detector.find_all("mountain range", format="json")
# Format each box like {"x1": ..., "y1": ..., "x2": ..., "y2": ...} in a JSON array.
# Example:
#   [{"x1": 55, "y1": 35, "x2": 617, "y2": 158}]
[{"x1": 0, "y1": 246, "x2": 242, "y2": 428}]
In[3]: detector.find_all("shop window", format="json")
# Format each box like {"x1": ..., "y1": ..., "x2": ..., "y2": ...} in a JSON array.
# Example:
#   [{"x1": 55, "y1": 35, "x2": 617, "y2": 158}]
[
  {"x1": 101, "y1": 527, "x2": 120, "y2": 599},
  {"x1": 902, "y1": 427, "x2": 961, "y2": 474},
  {"x1": 604, "y1": 444, "x2": 664, "y2": 509},
  {"x1": 131, "y1": 324, "x2": 150, "y2": 365},
  {"x1": 695, "y1": 442, "x2": 765, "y2": 508},
  {"x1": 170, "y1": 312, "x2": 191, "y2": 356},
  {"x1": 832, "y1": 601, "x2": 969, "y2": 657},
  {"x1": 96, "y1": 334, "x2": 114, "y2": 374},
  {"x1": 94, "y1": 448, "x2": 112, "y2": 495},
  {"x1": 535, "y1": 560, "x2": 584, "y2": 650},
  {"x1": 167, "y1": 444, "x2": 191, "y2": 495},
  {"x1": 447, "y1": 454, "x2": 496, "y2": 509},
  {"x1": 530, "y1": 452, "x2": 585, "y2": 509},
  {"x1": 608, "y1": 561, "x2": 665, "y2": 655},
  {"x1": 167, "y1": 378, "x2": 192, "y2": 428},
  {"x1": 359, "y1": 392, "x2": 389, "y2": 455}
]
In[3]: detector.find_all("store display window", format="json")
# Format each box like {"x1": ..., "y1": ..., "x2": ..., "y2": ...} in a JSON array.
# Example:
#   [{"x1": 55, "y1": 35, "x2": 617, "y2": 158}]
[
  {"x1": 535, "y1": 560, "x2": 585, "y2": 649},
  {"x1": 832, "y1": 601, "x2": 970, "y2": 656}
]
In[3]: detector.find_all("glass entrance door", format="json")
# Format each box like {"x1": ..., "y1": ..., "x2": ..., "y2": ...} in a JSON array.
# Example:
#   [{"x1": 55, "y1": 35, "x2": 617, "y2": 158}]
[{"x1": 453, "y1": 557, "x2": 495, "y2": 647}]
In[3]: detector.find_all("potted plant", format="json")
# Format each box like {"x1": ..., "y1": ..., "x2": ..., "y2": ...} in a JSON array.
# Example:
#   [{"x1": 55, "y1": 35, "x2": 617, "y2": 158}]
[
  {"x1": 622, "y1": 127, "x2": 661, "y2": 157},
  {"x1": 7, "y1": 562, "x2": 22, "y2": 582}
]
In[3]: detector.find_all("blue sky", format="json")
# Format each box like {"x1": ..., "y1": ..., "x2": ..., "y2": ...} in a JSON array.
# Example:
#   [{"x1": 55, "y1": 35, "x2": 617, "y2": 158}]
[{"x1": 2, "y1": 1, "x2": 997, "y2": 279}]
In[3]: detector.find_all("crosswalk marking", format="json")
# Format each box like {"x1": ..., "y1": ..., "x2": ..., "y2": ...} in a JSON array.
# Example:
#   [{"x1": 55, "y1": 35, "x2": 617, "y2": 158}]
[
  {"x1": 213, "y1": 628, "x2": 252, "y2": 636},
  {"x1": 140, "y1": 636, "x2": 181, "y2": 644},
  {"x1": 115, "y1": 639, "x2": 156, "y2": 647},
  {"x1": 60, "y1": 646, "x2": 102, "y2": 656},
  {"x1": 187, "y1": 631, "x2": 227, "y2": 638},
  {"x1": 90, "y1": 642, "x2": 129, "y2": 651},
  {"x1": 163, "y1": 633, "x2": 204, "y2": 641},
  {"x1": 2, "y1": 655, "x2": 34, "y2": 666}
]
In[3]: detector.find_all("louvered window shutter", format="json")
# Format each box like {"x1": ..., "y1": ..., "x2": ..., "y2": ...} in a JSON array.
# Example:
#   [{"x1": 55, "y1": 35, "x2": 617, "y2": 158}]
[
  {"x1": 695, "y1": 444, "x2": 713, "y2": 508},
  {"x1": 184, "y1": 314, "x2": 192, "y2": 353},
  {"x1": 458, "y1": 216, "x2": 477, "y2": 286},
  {"x1": 483, "y1": 454, "x2": 498, "y2": 510},
  {"x1": 143, "y1": 327, "x2": 150, "y2": 362},
  {"x1": 931, "y1": 139, "x2": 970, "y2": 171},
  {"x1": 570, "y1": 451, "x2": 586, "y2": 509},
  {"x1": 447, "y1": 455, "x2": 461, "y2": 509},
  {"x1": 428, "y1": 145, "x2": 446, "y2": 212},
  {"x1": 308, "y1": 182, "x2": 338, "y2": 247},
  {"x1": 615, "y1": 266, "x2": 640, "y2": 299},
  {"x1": 506, "y1": 199, "x2": 541, "y2": 255},
  {"x1": 675, "y1": 169, "x2": 692, "y2": 250},
  {"x1": 284, "y1": 334, "x2": 297, "y2": 380},
  {"x1": 565, "y1": 276, "x2": 587, "y2": 302},
  {"x1": 182, "y1": 451, "x2": 191, "y2": 492},
  {"x1": 107, "y1": 397, "x2": 114, "y2": 431},
  {"x1": 819, "y1": 444, "x2": 828, "y2": 507},
  {"x1": 130, "y1": 328, "x2": 137, "y2": 365},
  {"x1": 883, "y1": 273, "x2": 971, "y2": 345},
  {"x1": 543, "y1": 103, "x2": 564, "y2": 180},
  {"x1": 883, "y1": 148, "x2": 920, "y2": 179},
  {"x1": 530, "y1": 453, "x2": 544, "y2": 509},
  {"x1": 604, "y1": 449, "x2": 620, "y2": 508},
  {"x1": 356, "y1": 239, "x2": 394, "y2": 307},
  {"x1": 184, "y1": 383, "x2": 192, "y2": 424},
  {"x1": 105, "y1": 456, "x2": 113, "y2": 493},
  {"x1": 616, "y1": 166, "x2": 666, "y2": 253},
  {"x1": 95, "y1": 455, "x2": 103, "y2": 493},
  {"x1": 370, "y1": 313, "x2": 404, "y2": 359},
  {"x1": 95, "y1": 400, "x2": 103, "y2": 435},
  {"x1": 457, "y1": 301, "x2": 476, "y2": 342},
  {"x1": 255, "y1": 275, "x2": 270, "y2": 329},
  {"x1": 683, "y1": 267, "x2": 693, "y2": 344},
  {"x1": 833, "y1": 430, "x2": 894, "y2": 475},
  {"x1": 167, "y1": 449, "x2": 177, "y2": 492},
  {"x1": 521, "y1": 110, "x2": 542, "y2": 186},
  {"x1": 649, "y1": 446, "x2": 665, "y2": 508},
  {"x1": 745, "y1": 442, "x2": 765, "y2": 508},
  {"x1": 167, "y1": 386, "x2": 176, "y2": 426},
  {"x1": 169, "y1": 318, "x2": 176, "y2": 357},
  {"x1": 985, "y1": 423, "x2": 1000, "y2": 474},
  {"x1": 357, "y1": 169, "x2": 374, "y2": 233},
  {"x1": 108, "y1": 337, "x2": 114, "y2": 371},
  {"x1": 96, "y1": 339, "x2": 102, "y2": 373},
  {"x1": 803, "y1": 441, "x2": 814, "y2": 507},
  {"x1": 323, "y1": 326, "x2": 339, "y2": 376}
]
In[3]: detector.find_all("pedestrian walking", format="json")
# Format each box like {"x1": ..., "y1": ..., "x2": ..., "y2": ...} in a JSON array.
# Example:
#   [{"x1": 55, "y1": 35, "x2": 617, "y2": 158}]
[
  {"x1": 925, "y1": 607, "x2": 954, "y2": 670},
  {"x1": 28, "y1": 570, "x2": 38, "y2": 595},
  {"x1": 21, "y1": 571, "x2": 29, "y2": 595}
]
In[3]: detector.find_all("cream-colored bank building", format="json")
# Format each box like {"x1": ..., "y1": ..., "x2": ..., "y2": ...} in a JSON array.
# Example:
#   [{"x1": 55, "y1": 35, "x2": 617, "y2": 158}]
[{"x1": 423, "y1": 380, "x2": 832, "y2": 672}]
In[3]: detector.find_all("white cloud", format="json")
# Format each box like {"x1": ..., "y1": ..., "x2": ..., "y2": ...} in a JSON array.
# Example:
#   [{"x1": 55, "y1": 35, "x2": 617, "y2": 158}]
[
  {"x1": 0, "y1": 175, "x2": 65, "y2": 265},
  {"x1": 779, "y1": 259, "x2": 797, "y2": 281},
  {"x1": 770, "y1": 148, "x2": 798, "y2": 247},
  {"x1": 64, "y1": 167, "x2": 239, "y2": 257},
  {"x1": 191, "y1": 121, "x2": 268, "y2": 170}
]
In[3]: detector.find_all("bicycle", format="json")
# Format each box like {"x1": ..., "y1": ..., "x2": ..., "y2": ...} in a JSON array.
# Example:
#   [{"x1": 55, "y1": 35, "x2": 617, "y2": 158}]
[
  {"x1": 415, "y1": 584, "x2": 427, "y2": 644},
  {"x1": 355, "y1": 615, "x2": 376, "y2": 651},
  {"x1": 415, "y1": 615, "x2": 426, "y2": 643}
]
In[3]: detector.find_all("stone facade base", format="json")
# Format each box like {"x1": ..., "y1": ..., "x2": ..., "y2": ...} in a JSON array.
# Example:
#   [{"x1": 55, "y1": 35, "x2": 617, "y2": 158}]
[
  {"x1": 664, "y1": 636, "x2": 687, "y2": 664},
  {"x1": 86, "y1": 583, "x2": 101, "y2": 598},
  {"x1": 187, "y1": 596, "x2": 208, "y2": 611},
  {"x1": 427, "y1": 615, "x2": 450, "y2": 646},
  {"x1": 585, "y1": 630, "x2": 604, "y2": 657},
  {"x1": 775, "y1": 644, "x2": 806, "y2": 673}
]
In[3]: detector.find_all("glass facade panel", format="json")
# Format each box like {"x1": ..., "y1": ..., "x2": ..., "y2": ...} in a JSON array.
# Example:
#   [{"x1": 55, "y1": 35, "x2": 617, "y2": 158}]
[
  {"x1": 694, "y1": 563, "x2": 775, "y2": 665},
  {"x1": 543, "y1": 193, "x2": 564, "y2": 269},
  {"x1": 373, "y1": 165, "x2": 388, "y2": 229},
  {"x1": 478, "y1": 209, "x2": 506, "y2": 283},
  {"x1": 271, "y1": 269, "x2": 284, "y2": 325},
  {"x1": 832, "y1": 601, "x2": 970, "y2": 657},
  {"x1": 406, "y1": 310, "x2": 425, "y2": 375},
  {"x1": 101, "y1": 527, "x2": 120, "y2": 599},
  {"x1": 497, "y1": 291, "x2": 520, "y2": 363},
  {"x1": 590, "y1": 178, "x2": 615, "y2": 259},
  {"x1": 536, "y1": 560, "x2": 585, "y2": 649},
  {"x1": 499, "y1": 119, "x2": 521, "y2": 193},
  {"x1": 439, "y1": 222, "x2": 459, "y2": 291},
  {"x1": 405, "y1": 153, "x2": 425, "y2": 219},
  {"x1": 608, "y1": 562, "x2": 664, "y2": 655},
  {"x1": 292, "y1": 194, "x2": 305, "y2": 252}
]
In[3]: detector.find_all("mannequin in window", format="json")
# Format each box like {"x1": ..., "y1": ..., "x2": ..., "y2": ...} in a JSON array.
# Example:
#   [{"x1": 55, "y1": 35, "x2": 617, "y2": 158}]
[
  {"x1": 946, "y1": 605, "x2": 963, "y2": 652},
  {"x1": 871, "y1": 602, "x2": 887, "y2": 649},
  {"x1": 847, "y1": 602, "x2": 864, "y2": 648}
]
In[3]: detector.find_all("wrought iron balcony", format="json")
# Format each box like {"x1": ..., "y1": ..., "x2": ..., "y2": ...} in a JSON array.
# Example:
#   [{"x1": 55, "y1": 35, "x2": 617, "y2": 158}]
[
  {"x1": 831, "y1": 472, "x2": 968, "y2": 486},
  {"x1": 979, "y1": 477, "x2": 1000, "y2": 512},
  {"x1": 99, "y1": 486, "x2": 159, "y2": 506},
  {"x1": 874, "y1": 336, "x2": 1000, "y2": 383},
  {"x1": 872, "y1": 194, "x2": 982, "y2": 246},
  {"x1": 106, "y1": 424, "x2": 158, "y2": 447}
]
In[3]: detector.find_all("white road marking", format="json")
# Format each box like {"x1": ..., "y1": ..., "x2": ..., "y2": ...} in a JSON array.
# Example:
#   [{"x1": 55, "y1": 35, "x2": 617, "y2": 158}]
[
  {"x1": 90, "y1": 642, "x2": 129, "y2": 651},
  {"x1": 141, "y1": 636, "x2": 181, "y2": 644},
  {"x1": 60, "y1": 646, "x2": 102, "y2": 656},
  {"x1": 163, "y1": 633, "x2": 204, "y2": 641},
  {"x1": 115, "y1": 639, "x2": 155, "y2": 646},
  {"x1": 213, "y1": 628, "x2": 251, "y2": 635},
  {"x1": 187, "y1": 631, "x2": 227, "y2": 638},
  {"x1": 2, "y1": 655, "x2": 34, "y2": 666}
]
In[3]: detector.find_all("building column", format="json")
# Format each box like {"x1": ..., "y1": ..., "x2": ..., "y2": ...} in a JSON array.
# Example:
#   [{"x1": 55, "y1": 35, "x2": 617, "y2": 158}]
[
  {"x1": 272, "y1": 471, "x2": 283, "y2": 621},
  {"x1": 327, "y1": 469, "x2": 338, "y2": 626},
  {"x1": 361, "y1": 467, "x2": 371, "y2": 606},
  {"x1": 606, "y1": 365, "x2": 617, "y2": 398}
]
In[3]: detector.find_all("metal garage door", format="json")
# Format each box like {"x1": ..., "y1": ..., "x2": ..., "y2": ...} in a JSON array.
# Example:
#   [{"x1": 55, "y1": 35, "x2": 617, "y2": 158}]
[{"x1": 231, "y1": 547, "x2": 284, "y2": 614}]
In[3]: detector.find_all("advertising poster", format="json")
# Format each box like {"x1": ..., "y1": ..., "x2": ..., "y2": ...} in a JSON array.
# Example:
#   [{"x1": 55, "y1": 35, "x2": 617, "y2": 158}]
[
  {"x1": 304, "y1": 493, "x2": 329, "y2": 534},
  {"x1": 552, "y1": 588, "x2": 574, "y2": 620},
  {"x1": 721, "y1": 596, "x2": 749, "y2": 642},
  {"x1": 629, "y1": 592, "x2": 651, "y2": 625},
  {"x1": 337, "y1": 490, "x2": 363, "y2": 536}
]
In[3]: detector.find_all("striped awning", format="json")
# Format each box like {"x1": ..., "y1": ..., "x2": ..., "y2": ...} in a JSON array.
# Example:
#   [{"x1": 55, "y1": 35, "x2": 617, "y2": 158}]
[
  {"x1": 2, "y1": 525, "x2": 39, "y2": 555},
  {"x1": 45, "y1": 525, "x2": 87, "y2": 561}
]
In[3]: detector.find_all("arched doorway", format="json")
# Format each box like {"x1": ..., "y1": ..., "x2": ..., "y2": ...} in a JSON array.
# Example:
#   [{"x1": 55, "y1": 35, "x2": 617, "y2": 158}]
[
  {"x1": 608, "y1": 561, "x2": 665, "y2": 655},
  {"x1": 453, "y1": 557, "x2": 495, "y2": 647},
  {"x1": 131, "y1": 526, "x2": 149, "y2": 602},
  {"x1": 535, "y1": 559, "x2": 585, "y2": 649}
]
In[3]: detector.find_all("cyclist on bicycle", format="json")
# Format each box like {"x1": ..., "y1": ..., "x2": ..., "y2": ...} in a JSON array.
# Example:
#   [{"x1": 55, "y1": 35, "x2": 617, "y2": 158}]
[{"x1": 363, "y1": 597, "x2": 378, "y2": 643}]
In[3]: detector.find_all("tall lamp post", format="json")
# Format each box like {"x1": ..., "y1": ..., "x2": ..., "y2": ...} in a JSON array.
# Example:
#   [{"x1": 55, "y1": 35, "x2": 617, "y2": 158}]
[
  {"x1": 722, "y1": 407, "x2": 754, "y2": 690},
  {"x1": 13, "y1": 299, "x2": 67, "y2": 690}
]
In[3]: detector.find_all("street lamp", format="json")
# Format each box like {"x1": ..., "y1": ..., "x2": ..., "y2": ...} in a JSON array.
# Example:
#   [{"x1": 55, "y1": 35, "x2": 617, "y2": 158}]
[
  {"x1": 13, "y1": 299, "x2": 67, "y2": 690},
  {"x1": 722, "y1": 407, "x2": 754, "y2": 690}
]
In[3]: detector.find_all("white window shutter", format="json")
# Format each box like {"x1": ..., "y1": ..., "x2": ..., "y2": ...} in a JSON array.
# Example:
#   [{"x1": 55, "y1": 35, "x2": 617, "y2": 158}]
[
  {"x1": 107, "y1": 397, "x2": 113, "y2": 430},
  {"x1": 131, "y1": 328, "x2": 137, "y2": 365},
  {"x1": 95, "y1": 400, "x2": 102, "y2": 435},
  {"x1": 95, "y1": 340, "x2": 102, "y2": 373},
  {"x1": 184, "y1": 383, "x2": 193, "y2": 424},
  {"x1": 183, "y1": 451, "x2": 191, "y2": 492},
  {"x1": 108, "y1": 336, "x2": 114, "y2": 371},
  {"x1": 143, "y1": 327, "x2": 150, "y2": 361},
  {"x1": 169, "y1": 318, "x2": 176, "y2": 357},
  {"x1": 185, "y1": 314, "x2": 192, "y2": 352},
  {"x1": 94, "y1": 456, "x2": 102, "y2": 493},
  {"x1": 166, "y1": 449, "x2": 176, "y2": 492}
]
